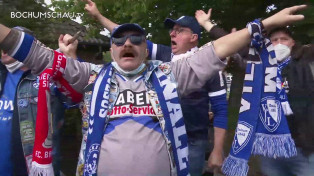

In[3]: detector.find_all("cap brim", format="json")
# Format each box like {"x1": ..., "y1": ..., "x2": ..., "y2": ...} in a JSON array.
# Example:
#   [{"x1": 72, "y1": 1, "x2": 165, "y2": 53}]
[
  {"x1": 164, "y1": 18, "x2": 177, "y2": 29},
  {"x1": 111, "y1": 24, "x2": 145, "y2": 38}
]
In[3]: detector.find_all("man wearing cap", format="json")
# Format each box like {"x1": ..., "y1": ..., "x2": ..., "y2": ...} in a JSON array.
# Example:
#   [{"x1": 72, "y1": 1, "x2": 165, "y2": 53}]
[
  {"x1": 84, "y1": 2, "x2": 228, "y2": 174},
  {"x1": 0, "y1": 26, "x2": 65, "y2": 176},
  {"x1": 0, "y1": 4, "x2": 306, "y2": 176},
  {"x1": 258, "y1": 27, "x2": 314, "y2": 176}
]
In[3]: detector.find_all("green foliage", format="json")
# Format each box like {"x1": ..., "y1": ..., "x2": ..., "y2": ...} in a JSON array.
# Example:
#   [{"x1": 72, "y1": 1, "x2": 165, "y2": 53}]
[
  {"x1": 48, "y1": 0, "x2": 314, "y2": 45},
  {"x1": 1, "y1": 0, "x2": 314, "y2": 46}
]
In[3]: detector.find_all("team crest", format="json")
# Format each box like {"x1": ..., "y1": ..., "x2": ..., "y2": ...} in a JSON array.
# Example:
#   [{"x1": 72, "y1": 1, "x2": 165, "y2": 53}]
[
  {"x1": 259, "y1": 96, "x2": 282, "y2": 132},
  {"x1": 33, "y1": 80, "x2": 39, "y2": 89},
  {"x1": 85, "y1": 144, "x2": 100, "y2": 174},
  {"x1": 158, "y1": 62, "x2": 171, "y2": 75},
  {"x1": 232, "y1": 121, "x2": 253, "y2": 154},
  {"x1": 18, "y1": 99, "x2": 29, "y2": 108}
]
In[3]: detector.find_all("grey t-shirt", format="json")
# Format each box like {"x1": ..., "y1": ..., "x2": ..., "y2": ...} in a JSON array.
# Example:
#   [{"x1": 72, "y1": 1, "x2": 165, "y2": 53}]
[{"x1": 97, "y1": 73, "x2": 170, "y2": 176}]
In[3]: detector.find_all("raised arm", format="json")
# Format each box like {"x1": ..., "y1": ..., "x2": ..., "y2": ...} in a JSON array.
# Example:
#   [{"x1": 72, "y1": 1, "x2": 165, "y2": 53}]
[
  {"x1": 0, "y1": 26, "x2": 91, "y2": 93},
  {"x1": 195, "y1": 8, "x2": 216, "y2": 32},
  {"x1": 213, "y1": 5, "x2": 306, "y2": 59},
  {"x1": 84, "y1": 0, "x2": 118, "y2": 32},
  {"x1": 195, "y1": 9, "x2": 229, "y2": 39}
]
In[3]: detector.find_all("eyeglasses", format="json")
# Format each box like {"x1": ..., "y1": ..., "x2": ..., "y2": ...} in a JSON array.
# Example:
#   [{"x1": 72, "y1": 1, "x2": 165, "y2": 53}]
[
  {"x1": 169, "y1": 27, "x2": 193, "y2": 35},
  {"x1": 112, "y1": 34, "x2": 145, "y2": 46}
]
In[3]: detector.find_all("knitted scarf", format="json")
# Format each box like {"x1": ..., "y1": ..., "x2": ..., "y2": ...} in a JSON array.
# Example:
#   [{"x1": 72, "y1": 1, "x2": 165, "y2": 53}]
[
  {"x1": 222, "y1": 20, "x2": 296, "y2": 176},
  {"x1": 31, "y1": 51, "x2": 83, "y2": 175},
  {"x1": 83, "y1": 63, "x2": 189, "y2": 176},
  {"x1": 277, "y1": 57, "x2": 293, "y2": 116}
]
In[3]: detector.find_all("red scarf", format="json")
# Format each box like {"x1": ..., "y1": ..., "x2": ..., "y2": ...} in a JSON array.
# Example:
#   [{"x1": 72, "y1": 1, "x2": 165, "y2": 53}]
[{"x1": 31, "y1": 51, "x2": 82, "y2": 175}]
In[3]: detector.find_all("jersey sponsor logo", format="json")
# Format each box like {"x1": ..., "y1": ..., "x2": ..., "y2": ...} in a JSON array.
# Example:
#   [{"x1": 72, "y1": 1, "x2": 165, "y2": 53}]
[
  {"x1": 109, "y1": 90, "x2": 156, "y2": 118},
  {"x1": 259, "y1": 96, "x2": 281, "y2": 132},
  {"x1": 232, "y1": 121, "x2": 253, "y2": 154}
]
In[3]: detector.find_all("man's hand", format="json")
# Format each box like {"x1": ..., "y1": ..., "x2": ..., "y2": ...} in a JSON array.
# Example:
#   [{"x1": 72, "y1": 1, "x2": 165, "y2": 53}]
[
  {"x1": 208, "y1": 127, "x2": 226, "y2": 174},
  {"x1": 84, "y1": 0, "x2": 101, "y2": 19},
  {"x1": 195, "y1": 9, "x2": 215, "y2": 32},
  {"x1": 58, "y1": 34, "x2": 78, "y2": 59},
  {"x1": 83, "y1": 0, "x2": 118, "y2": 32},
  {"x1": 262, "y1": 5, "x2": 307, "y2": 31},
  {"x1": 208, "y1": 148, "x2": 224, "y2": 174}
]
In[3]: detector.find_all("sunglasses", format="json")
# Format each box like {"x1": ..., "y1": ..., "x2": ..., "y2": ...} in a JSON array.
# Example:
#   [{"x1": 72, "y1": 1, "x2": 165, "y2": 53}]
[{"x1": 112, "y1": 34, "x2": 146, "y2": 46}]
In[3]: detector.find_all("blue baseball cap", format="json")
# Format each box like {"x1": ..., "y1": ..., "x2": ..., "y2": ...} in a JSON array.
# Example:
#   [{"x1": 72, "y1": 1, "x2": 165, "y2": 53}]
[
  {"x1": 164, "y1": 16, "x2": 201, "y2": 39},
  {"x1": 111, "y1": 23, "x2": 146, "y2": 38}
]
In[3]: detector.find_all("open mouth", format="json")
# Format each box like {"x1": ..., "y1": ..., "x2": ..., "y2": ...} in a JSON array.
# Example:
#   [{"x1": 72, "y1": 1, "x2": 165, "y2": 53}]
[
  {"x1": 122, "y1": 52, "x2": 135, "y2": 57},
  {"x1": 171, "y1": 40, "x2": 177, "y2": 46}
]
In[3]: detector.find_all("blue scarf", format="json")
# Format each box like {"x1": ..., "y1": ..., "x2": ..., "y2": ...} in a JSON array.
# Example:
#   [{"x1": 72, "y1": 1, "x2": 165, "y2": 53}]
[
  {"x1": 222, "y1": 20, "x2": 296, "y2": 176},
  {"x1": 83, "y1": 63, "x2": 189, "y2": 176},
  {"x1": 277, "y1": 57, "x2": 293, "y2": 116}
]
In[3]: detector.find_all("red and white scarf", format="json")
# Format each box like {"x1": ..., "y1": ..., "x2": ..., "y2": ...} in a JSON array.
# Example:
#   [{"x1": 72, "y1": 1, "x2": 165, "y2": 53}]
[{"x1": 30, "y1": 51, "x2": 82, "y2": 175}]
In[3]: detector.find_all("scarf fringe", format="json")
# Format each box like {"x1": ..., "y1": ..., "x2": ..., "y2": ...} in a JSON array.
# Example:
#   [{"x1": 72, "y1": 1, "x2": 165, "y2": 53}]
[
  {"x1": 30, "y1": 162, "x2": 54, "y2": 176},
  {"x1": 222, "y1": 155, "x2": 249, "y2": 176},
  {"x1": 252, "y1": 133, "x2": 297, "y2": 158},
  {"x1": 281, "y1": 101, "x2": 293, "y2": 116}
]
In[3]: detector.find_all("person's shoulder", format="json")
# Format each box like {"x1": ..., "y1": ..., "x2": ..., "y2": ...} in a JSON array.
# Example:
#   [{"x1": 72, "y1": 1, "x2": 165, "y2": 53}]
[{"x1": 292, "y1": 44, "x2": 314, "y2": 62}]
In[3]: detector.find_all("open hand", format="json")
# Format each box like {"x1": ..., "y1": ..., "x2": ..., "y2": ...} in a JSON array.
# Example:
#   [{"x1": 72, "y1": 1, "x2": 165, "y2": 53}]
[
  {"x1": 262, "y1": 5, "x2": 307, "y2": 31},
  {"x1": 195, "y1": 8, "x2": 212, "y2": 27},
  {"x1": 84, "y1": 0, "x2": 101, "y2": 18}
]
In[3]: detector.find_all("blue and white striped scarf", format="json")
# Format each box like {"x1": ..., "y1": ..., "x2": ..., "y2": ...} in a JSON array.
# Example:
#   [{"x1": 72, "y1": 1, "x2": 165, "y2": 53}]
[
  {"x1": 83, "y1": 63, "x2": 190, "y2": 176},
  {"x1": 222, "y1": 20, "x2": 296, "y2": 176}
]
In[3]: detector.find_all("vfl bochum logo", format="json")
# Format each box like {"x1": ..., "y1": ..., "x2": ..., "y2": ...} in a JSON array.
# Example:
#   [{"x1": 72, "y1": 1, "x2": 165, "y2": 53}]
[
  {"x1": 85, "y1": 144, "x2": 100, "y2": 174},
  {"x1": 232, "y1": 121, "x2": 253, "y2": 154},
  {"x1": 259, "y1": 96, "x2": 281, "y2": 132}
]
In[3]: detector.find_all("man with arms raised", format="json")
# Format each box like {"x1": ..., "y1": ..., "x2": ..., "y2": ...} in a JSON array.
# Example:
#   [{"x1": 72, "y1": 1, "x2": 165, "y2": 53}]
[{"x1": 84, "y1": 1, "x2": 227, "y2": 175}]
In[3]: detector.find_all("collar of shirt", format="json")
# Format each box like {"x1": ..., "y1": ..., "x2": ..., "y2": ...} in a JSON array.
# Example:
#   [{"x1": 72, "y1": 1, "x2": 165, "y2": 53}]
[{"x1": 171, "y1": 46, "x2": 199, "y2": 62}]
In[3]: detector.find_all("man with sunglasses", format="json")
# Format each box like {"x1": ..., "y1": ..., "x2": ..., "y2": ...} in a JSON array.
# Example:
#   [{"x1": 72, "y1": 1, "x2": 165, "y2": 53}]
[
  {"x1": 0, "y1": 4, "x2": 306, "y2": 175},
  {"x1": 84, "y1": 1, "x2": 228, "y2": 175}
]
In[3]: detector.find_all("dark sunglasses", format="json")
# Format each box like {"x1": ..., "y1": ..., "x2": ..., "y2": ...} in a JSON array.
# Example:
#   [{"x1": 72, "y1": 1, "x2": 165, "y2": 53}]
[{"x1": 112, "y1": 34, "x2": 146, "y2": 46}]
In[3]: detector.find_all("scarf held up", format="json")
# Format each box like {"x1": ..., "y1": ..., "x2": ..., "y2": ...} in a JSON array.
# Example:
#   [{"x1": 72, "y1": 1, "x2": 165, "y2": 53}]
[
  {"x1": 222, "y1": 20, "x2": 296, "y2": 176},
  {"x1": 31, "y1": 51, "x2": 82, "y2": 175}
]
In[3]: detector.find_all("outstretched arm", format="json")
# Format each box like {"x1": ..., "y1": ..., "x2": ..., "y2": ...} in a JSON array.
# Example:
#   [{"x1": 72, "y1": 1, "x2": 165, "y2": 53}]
[
  {"x1": 84, "y1": 0, "x2": 118, "y2": 32},
  {"x1": 213, "y1": 5, "x2": 306, "y2": 59}
]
